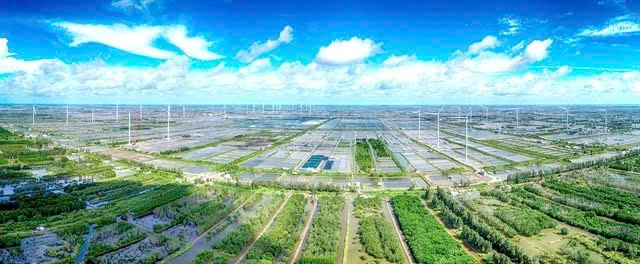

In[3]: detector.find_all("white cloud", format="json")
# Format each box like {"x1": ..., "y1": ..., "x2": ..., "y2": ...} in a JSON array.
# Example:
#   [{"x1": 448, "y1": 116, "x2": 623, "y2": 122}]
[
  {"x1": 511, "y1": 40, "x2": 525, "y2": 53},
  {"x1": 2, "y1": 35, "x2": 638, "y2": 104},
  {"x1": 0, "y1": 38, "x2": 59, "y2": 74},
  {"x1": 578, "y1": 20, "x2": 640, "y2": 37},
  {"x1": 315, "y1": 37, "x2": 382, "y2": 65},
  {"x1": 468, "y1": 36, "x2": 500, "y2": 54},
  {"x1": 499, "y1": 17, "x2": 521, "y2": 36},
  {"x1": 236, "y1": 26, "x2": 293, "y2": 63},
  {"x1": 54, "y1": 22, "x2": 223, "y2": 60},
  {"x1": 449, "y1": 37, "x2": 553, "y2": 74},
  {"x1": 574, "y1": 14, "x2": 640, "y2": 40},
  {"x1": 163, "y1": 26, "x2": 223, "y2": 60},
  {"x1": 523, "y1": 39, "x2": 553, "y2": 62},
  {"x1": 112, "y1": 0, "x2": 156, "y2": 11}
]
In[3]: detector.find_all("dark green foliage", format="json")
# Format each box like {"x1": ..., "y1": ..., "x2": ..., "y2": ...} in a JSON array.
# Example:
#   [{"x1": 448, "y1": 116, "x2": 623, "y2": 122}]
[
  {"x1": 540, "y1": 179, "x2": 640, "y2": 225},
  {"x1": 0, "y1": 193, "x2": 85, "y2": 222},
  {"x1": 493, "y1": 207, "x2": 556, "y2": 237},
  {"x1": 461, "y1": 225, "x2": 491, "y2": 253},
  {"x1": 391, "y1": 194, "x2": 475, "y2": 264},
  {"x1": 367, "y1": 139, "x2": 390, "y2": 157},
  {"x1": 297, "y1": 256, "x2": 336, "y2": 264},
  {"x1": 435, "y1": 188, "x2": 537, "y2": 264},
  {"x1": 359, "y1": 216, "x2": 404, "y2": 263},
  {"x1": 483, "y1": 252, "x2": 513, "y2": 264},
  {"x1": 355, "y1": 139, "x2": 373, "y2": 172},
  {"x1": 511, "y1": 188, "x2": 640, "y2": 244},
  {"x1": 247, "y1": 194, "x2": 307, "y2": 263},
  {"x1": 560, "y1": 227, "x2": 568, "y2": 235},
  {"x1": 301, "y1": 195, "x2": 344, "y2": 262}
]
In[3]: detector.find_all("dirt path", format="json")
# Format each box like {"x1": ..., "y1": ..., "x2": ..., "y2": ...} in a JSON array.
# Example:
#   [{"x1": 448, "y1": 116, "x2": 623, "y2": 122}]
[
  {"x1": 161, "y1": 193, "x2": 256, "y2": 264},
  {"x1": 336, "y1": 195, "x2": 351, "y2": 264},
  {"x1": 420, "y1": 200, "x2": 482, "y2": 262},
  {"x1": 288, "y1": 196, "x2": 318, "y2": 264},
  {"x1": 233, "y1": 192, "x2": 292, "y2": 264},
  {"x1": 383, "y1": 200, "x2": 415, "y2": 264}
]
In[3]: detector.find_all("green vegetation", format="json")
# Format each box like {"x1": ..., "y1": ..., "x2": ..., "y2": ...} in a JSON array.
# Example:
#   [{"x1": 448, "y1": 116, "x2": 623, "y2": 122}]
[
  {"x1": 367, "y1": 139, "x2": 390, "y2": 157},
  {"x1": 299, "y1": 194, "x2": 344, "y2": 264},
  {"x1": 391, "y1": 194, "x2": 475, "y2": 264},
  {"x1": 353, "y1": 196, "x2": 404, "y2": 263},
  {"x1": 355, "y1": 139, "x2": 373, "y2": 172},
  {"x1": 609, "y1": 155, "x2": 640, "y2": 172},
  {"x1": 511, "y1": 187, "x2": 640, "y2": 244},
  {"x1": 431, "y1": 188, "x2": 537, "y2": 264},
  {"x1": 213, "y1": 194, "x2": 285, "y2": 255},
  {"x1": 0, "y1": 193, "x2": 85, "y2": 222},
  {"x1": 493, "y1": 207, "x2": 556, "y2": 237},
  {"x1": 541, "y1": 178, "x2": 640, "y2": 225},
  {"x1": 247, "y1": 193, "x2": 307, "y2": 263},
  {"x1": 86, "y1": 222, "x2": 146, "y2": 258}
]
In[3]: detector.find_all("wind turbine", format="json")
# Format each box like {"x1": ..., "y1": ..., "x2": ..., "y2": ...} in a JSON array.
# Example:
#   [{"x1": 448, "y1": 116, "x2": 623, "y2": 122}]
[
  {"x1": 116, "y1": 104, "x2": 119, "y2": 123},
  {"x1": 559, "y1": 107, "x2": 570, "y2": 134},
  {"x1": 419, "y1": 106, "x2": 446, "y2": 148},
  {"x1": 66, "y1": 106, "x2": 69, "y2": 124},
  {"x1": 167, "y1": 104, "x2": 171, "y2": 141},
  {"x1": 32, "y1": 107, "x2": 35, "y2": 124},
  {"x1": 91, "y1": 108, "x2": 94, "y2": 123}
]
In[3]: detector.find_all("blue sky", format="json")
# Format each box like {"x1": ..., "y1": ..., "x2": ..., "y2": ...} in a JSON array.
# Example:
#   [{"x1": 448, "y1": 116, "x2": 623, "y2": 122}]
[{"x1": 1, "y1": 0, "x2": 639, "y2": 104}]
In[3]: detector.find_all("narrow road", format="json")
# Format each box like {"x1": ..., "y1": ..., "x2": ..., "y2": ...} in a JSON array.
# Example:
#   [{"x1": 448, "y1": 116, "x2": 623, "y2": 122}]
[
  {"x1": 233, "y1": 193, "x2": 292, "y2": 264},
  {"x1": 74, "y1": 224, "x2": 95, "y2": 264},
  {"x1": 162, "y1": 194, "x2": 256, "y2": 264},
  {"x1": 336, "y1": 195, "x2": 350, "y2": 264},
  {"x1": 384, "y1": 200, "x2": 415, "y2": 264},
  {"x1": 289, "y1": 196, "x2": 318, "y2": 264}
]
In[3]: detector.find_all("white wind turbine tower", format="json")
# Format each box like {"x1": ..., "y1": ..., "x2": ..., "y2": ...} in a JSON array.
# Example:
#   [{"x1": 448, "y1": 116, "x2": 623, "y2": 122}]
[
  {"x1": 183, "y1": 105, "x2": 185, "y2": 118},
  {"x1": 66, "y1": 106, "x2": 69, "y2": 124},
  {"x1": 32, "y1": 107, "x2": 35, "y2": 124},
  {"x1": 465, "y1": 108, "x2": 472, "y2": 162},
  {"x1": 421, "y1": 106, "x2": 445, "y2": 148},
  {"x1": 139, "y1": 105, "x2": 143, "y2": 120},
  {"x1": 559, "y1": 107, "x2": 570, "y2": 134},
  {"x1": 116, "y1": 104, "x2": 119, "y2": 123},
  {"x1": 91, "y1": 108, "x2": 94, "y2": 123},
  {"x1": 167, "y1": 104, "x2": 171, "y2": 141}
]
